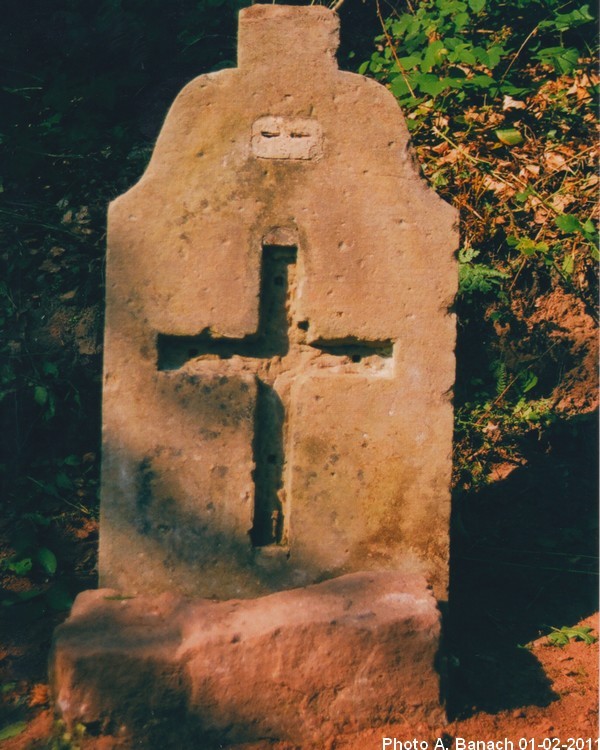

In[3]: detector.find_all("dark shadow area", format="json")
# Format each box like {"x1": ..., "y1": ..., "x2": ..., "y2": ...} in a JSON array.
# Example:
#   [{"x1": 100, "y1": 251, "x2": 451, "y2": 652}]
[
  {"x1": 250, "y1": 381, "x2": 285, "y2": 547},
  {"x1": 447, "y1": 410, "x2": 599, "y2": 719},
  {"x1": 311, "y1": 338, "x2": 394, "y2": 360},
  {"x1": 103, "y1": 439, "x2": 359, "y2": 598}
]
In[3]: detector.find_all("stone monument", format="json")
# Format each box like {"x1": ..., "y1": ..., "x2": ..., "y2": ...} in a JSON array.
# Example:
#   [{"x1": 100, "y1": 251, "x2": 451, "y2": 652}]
[{"x1": 51, "y1": 5, "x2": 457, "y2": 745}]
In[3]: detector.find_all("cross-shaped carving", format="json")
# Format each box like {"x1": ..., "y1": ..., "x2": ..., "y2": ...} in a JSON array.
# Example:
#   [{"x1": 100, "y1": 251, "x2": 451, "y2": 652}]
[{"x1": 157, "y1": 244, "x2": 394, "y2": 549}]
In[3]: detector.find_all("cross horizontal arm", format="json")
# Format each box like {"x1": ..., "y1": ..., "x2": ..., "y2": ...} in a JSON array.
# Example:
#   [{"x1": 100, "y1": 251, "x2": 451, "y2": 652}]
[{"x1": 157, "y1": 333, "x2": 394, "y2": 371}]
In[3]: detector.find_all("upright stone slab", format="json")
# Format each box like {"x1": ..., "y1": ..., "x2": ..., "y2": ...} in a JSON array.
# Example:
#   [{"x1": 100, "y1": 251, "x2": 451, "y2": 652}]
[{"x1": 99, "y1": 4, "x2": 457, "y2": 601}]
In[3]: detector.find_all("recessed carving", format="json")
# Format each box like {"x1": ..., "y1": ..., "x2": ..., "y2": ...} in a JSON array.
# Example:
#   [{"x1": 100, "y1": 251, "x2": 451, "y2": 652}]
[
  {"x1": 251, "y1": 116, "x2": 323, "y2": 160},
  {"x1": 157, "y1": 245, "x2": 395, "y2": 547}
]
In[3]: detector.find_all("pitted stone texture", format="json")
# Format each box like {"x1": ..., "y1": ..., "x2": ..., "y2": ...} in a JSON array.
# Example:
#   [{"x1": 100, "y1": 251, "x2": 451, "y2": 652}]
[
  {"x1": 100, "y1": 4, "x2": 458, "y2": 600},
  {"x1": 50, "y1": 572, "x2": 443, "y2": 747}
]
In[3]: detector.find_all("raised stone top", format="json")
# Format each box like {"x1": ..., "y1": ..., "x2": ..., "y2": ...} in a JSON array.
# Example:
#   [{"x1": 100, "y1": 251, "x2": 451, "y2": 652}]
[
  {"x1": 238, "y1": 4, "x2": 339, "y2": 69},
  {"x1": 99, "y1": 4, "x2": 458, "y2": 601}
]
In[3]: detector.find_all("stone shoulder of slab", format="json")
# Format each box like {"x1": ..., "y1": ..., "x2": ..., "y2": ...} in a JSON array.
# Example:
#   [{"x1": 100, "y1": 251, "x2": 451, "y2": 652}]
[
  {"x1": 335, "y1": 69, "x2": 458, "y2": 231},
  {"x1": 108, "y1": 67, "x2": 240, "y2": 218}
]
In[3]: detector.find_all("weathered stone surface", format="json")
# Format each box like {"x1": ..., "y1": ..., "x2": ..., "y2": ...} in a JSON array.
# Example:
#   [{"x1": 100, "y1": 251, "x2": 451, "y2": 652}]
[
  {"x1": 50, "y1": 572, "x2": 443, "y2": 746},
  {"x1": 99, "y1": 4, "x2": 458, "y2": 600}
]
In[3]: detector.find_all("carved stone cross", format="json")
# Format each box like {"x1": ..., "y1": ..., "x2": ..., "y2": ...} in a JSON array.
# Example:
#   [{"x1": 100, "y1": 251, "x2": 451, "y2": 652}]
[
  {"x1": 99, "y1": 4, "x2": 457, "y2": 601},
  {"x1": 157, "y1": 241, "x2": 393, "y2": 550}
]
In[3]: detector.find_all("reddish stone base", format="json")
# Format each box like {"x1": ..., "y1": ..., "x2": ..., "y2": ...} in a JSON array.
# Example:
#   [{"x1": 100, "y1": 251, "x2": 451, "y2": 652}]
[{"x1": 50, "y1": 572, "x2": 443, "y2": 747}]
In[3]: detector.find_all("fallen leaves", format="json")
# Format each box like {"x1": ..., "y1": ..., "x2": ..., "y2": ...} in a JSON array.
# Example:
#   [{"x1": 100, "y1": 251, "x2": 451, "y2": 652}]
[{"x1": 28, "y1": 683, "x2": 49, "y2": 708}]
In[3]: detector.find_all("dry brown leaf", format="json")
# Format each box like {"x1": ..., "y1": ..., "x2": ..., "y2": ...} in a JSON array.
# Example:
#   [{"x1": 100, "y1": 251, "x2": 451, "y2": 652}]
[
  {"x1": 75, "y1": 206, "x2": 91, "y2": 223},
  {"x1": 551, "y1": 193, "x2": 576, "y2": 213},
  {"x1": 502, "y1": 95, "x2": 526, "y2": 110},
  {"x1": 39, "y1": 259, "x2": 61, "y2": 273},
  {"x1": 29, "y1": 683, "x2": 49, "y2": 707},
  {"x1": 438, "y1": 147, "x2": 465, "y2": 165},
  {"x1": 545, "y1": 151, "x2": 569, "y2": 172},
  {"x1": 482, "y1": 174, "x2": 510, "y2": 196},
  {"x1": 431, "y1": 141, "x2": 449, "y2": 155},
  {"x1": 483, "y1": 422, "x2": 501, "y2": 442},
  {"x1": 519, "y1": 164, "x2": 540, "y2": 179}
]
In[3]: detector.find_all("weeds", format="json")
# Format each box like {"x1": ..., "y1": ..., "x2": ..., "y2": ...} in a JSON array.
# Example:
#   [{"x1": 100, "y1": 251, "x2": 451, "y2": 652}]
[
  {"x1": 547, "y1": 625, "x2": 598, "y2": 647},
  {"x1": 357, "y1": 0, "x2": 597, "y2": 492}
]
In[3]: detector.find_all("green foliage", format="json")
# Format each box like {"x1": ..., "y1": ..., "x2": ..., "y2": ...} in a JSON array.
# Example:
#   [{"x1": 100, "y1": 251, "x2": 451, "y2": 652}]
[
  {"x1": 547, "y1": 625, "x2": 597, "y2": 647},
  {"x1": 360, "y1": 0, "x2": 597, "y2": 281},
  {"x1": 458, "y1": 247, "x2": 508, "y2": 300},
  {"x1": 48, "y1": 720, "x2": 86, "y2": 750},
  {"x1": 555, "y1": 213, "x2": 599, "y2": 258},
  {"x1": 0, "y1": 721, "x2": 27, "y2": 740},
  {"x1": 360, "y1": 0, "x2": 597, "y2": 496},
  {"x1": 361, "y1": 0, "x2": 596, "y2": 113}
]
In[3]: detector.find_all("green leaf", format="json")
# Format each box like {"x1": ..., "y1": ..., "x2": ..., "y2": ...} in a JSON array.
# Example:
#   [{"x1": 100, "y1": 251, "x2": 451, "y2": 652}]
[
  {"x1": 16, "y1": 588, "x2": 44, "y2": 602},
  {"x1": 514, "y1": 188, "x2": 532, "y2": 204},
  {"x1": 522, "y1": 372, "x2": 538, "y2": 393},
  {"x1": 517, "y1": 239, "x2": 537, "y2": 256},
  {"x1": 466, "y1": 74, "x2": 495, "y2": 89},
  {"x1": 562, "y1": 254, "x2": 574, "y2": 276},
  {"x1": 454, "y1": 12, "x2": 469, "y2": 29},
  {"x1": 496, "y1": 128, "x2": 523, "y2": 146},
  {"x1": 582, "y1": 218, "x2": 596, "y2": 237},
  {"x1": 535, "y1": 47, "x2": 579, "y2": 75},
  {"x1": 458, "y1": 246, "x2": 479, "y2": 263},
  {"x1": 548, "y1": 626, "x2": 598, "y2": 647},
  {"x1": 486, "y1": 45, "x2": 504, "y2": 69},
  {"x1": 468, "y1": 0, "x2": 485, "y2": 12},
  {"x1": 7, "y1": 557, "x2": 33, "y2": 576},
  {"x1": 421, "y1": 40, "x2": 446, "y2": 73},
  {"x1": 22, "y1": 512, "x2": 50, "y2": 526},
  {"x1": 34, "y1": 385, "x2": 48, "y2": 406},
  {"x1": 449, "y1": 44, "x2": 477, "y2": 65},
  {"x1": 416, "y1": 73, "x2": 448, "y2": 97},
  {"x1": 42, "y1": 362, "x2": 59, "y2": 377},
  {"x1": 552, "y1": 5, "x2": 594, "y2": 31},
  {"x1": 555, "y1": 214, "x2": 582, "y2": 234},
  {"x1": 516, "y1": 238, "x2": 549, "y2": 256},
  {"x1": 0, "y1": 722, "x2": 27, "y2": 740},
  {"x1": 45, "y1": 583, "x2": 73, "y2": 612},
  {"x1": 37, "y1": 547, "x2": 57, "y2": 575},
  {"x1": 55, "y1": 472, "x2": 73, "y2": 490},
  {"x1": 390, "y1": 74, "x2": 411, "y2": 98},
  {"x1": 398, "y1": 54, "x2": 422, "y2": 71}
]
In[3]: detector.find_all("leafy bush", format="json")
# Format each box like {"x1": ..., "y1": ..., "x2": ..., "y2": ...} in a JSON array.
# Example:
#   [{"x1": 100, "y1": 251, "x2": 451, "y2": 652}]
[{"x1": 358, "y1": 0, "x2": 598, "y2": 491}]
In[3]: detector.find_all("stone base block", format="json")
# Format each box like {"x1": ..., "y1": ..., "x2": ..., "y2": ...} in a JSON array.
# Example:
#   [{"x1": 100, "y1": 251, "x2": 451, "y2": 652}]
[{"x1": 50, "y1": 572, "x2": 444, "y2": 747}]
